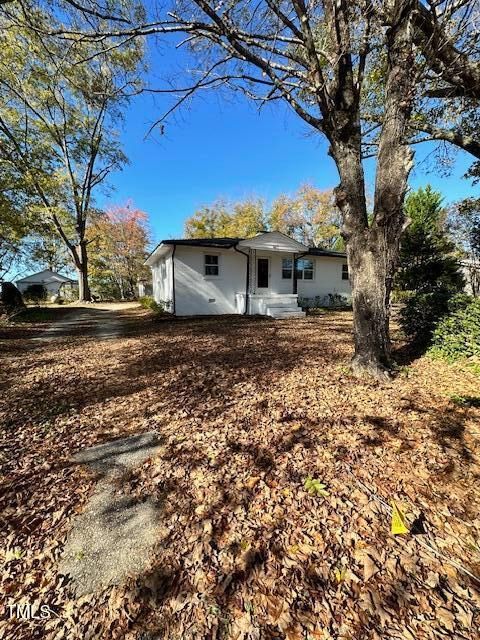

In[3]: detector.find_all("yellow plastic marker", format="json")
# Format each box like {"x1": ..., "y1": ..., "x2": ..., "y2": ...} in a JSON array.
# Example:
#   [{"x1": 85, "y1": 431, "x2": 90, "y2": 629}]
[{"x1": 391, "y1": 500, "x2": 409, "y2": 535}]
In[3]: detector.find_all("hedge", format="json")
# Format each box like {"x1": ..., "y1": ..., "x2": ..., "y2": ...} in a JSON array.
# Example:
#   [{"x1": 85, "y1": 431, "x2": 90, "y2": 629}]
[{"x1": 429, "y1": 297, "x2": 480, "y2": 363}]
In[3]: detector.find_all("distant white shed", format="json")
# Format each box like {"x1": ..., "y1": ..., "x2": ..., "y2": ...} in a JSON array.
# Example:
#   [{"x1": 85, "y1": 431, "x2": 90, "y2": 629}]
[{"x1": 16, "y1": 269, "x2": 78, "y2": 297}]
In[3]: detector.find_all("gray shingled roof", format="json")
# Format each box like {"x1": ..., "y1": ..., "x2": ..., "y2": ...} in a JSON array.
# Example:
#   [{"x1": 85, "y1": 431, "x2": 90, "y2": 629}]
[{"x1": 147, "y1": 237, "x2": 346, "y2": 260}]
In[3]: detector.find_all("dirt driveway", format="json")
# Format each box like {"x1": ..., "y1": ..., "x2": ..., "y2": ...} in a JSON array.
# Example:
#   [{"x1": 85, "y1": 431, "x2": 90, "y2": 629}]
[{"x1": 1, "y1": 308, "x2": 479, "y2": 639}]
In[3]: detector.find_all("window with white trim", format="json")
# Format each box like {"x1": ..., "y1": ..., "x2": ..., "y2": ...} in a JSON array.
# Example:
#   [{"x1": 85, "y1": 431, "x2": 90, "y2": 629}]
[
  {"x1": 282, "y1": 258, "x2": 293, "y2": 279},
  {"x1": 342, "y1": 264, "x2": 349, "y2": 280},
  {"x1": 204, "y1": 254, "x2": 219, "y2": 276},
  {"x1": 296, "y1": 258, "x2": 314, "y2": 280}
]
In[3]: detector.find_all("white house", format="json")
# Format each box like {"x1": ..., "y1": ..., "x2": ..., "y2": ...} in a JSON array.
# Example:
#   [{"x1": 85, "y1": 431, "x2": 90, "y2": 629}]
[
  {"x1": 16, "y1": 269, "x2": 78, "y2": 297},
  {"x1": 145, "y1": 231, "x2": 351, "y2": 318}
]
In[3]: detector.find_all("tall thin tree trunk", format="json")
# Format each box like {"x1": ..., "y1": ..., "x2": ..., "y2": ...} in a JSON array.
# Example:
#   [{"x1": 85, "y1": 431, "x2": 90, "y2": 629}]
[{"x1": 75, "y1": 241, "x2": 91, "y2": 302}]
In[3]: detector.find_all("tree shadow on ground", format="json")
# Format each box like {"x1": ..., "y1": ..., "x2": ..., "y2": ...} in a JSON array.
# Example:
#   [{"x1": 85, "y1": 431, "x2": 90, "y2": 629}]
[
  {"x1": 115, "y1": 405, "x2": 480, "y2": 640},
  {"x1": 2, "y1": 309, "x2": 480, "y2": 639}
]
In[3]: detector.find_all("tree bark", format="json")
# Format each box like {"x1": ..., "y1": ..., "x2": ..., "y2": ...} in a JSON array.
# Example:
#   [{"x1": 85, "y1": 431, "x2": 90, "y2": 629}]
[
  {"x1": 347, "y1": 230, "x2": 395, "y2": 377},
  {"x1": 74, "y1": 241, "x2": 91, "y2": 302},
  {"x1": 328, "y1": 0, "x2": 415, "y2": 379},
  {"x1": 331, "y1": 143, "x2": 397, "y2": 378}
]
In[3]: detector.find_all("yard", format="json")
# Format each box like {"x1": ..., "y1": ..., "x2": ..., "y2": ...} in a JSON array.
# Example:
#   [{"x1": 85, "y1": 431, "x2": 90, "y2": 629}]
[{"x1": 1, "y1": 305, "x2": 479, "y2": 639}]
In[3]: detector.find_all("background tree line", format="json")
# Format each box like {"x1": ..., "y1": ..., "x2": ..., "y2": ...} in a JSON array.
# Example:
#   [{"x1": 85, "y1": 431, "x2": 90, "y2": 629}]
[{"x1": 184, "y1": 184, "x2": 344, "y2": 250}]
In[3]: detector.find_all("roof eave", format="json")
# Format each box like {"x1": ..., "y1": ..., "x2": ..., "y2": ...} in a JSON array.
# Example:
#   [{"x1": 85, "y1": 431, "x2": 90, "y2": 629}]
[{"x1": 144, "y1": 242, "x2": 172, "y2": 266}]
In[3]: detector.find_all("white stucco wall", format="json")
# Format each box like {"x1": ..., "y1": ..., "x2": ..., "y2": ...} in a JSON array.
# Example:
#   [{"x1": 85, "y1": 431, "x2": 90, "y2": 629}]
[
  {"x1": 174, "y1": 246, "x2": 247, "y2": 315},
  {"x1": 150, "y1": 245, "x2": 350, "y2": 315},
  {"x1": 297, "y1": 256, "x2": 351, "y2": 303},
  {"x1": 151, "y1": 250, "x2": 173, "y2": 309}
]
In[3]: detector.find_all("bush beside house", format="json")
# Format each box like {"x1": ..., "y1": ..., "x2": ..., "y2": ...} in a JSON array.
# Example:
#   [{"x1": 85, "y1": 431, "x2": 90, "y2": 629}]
[
  {"x1": 138, "y1": 296, "x2": 171, "y2": 315},
  {"x1": 429, "y1": 297, "x2": 480, "y2": 367}
]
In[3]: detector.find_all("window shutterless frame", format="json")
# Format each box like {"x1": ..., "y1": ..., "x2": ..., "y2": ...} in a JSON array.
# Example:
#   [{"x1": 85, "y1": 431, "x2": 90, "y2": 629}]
[
  {"x1": 282, "y1": 257, "x2": 293, "y2": 279},
  {"x1": 295, "y1": 258, "x2": 314, "y2": 280},
  {"x1": 204, "y1": 254, "x2": 219, "y2": 276}
]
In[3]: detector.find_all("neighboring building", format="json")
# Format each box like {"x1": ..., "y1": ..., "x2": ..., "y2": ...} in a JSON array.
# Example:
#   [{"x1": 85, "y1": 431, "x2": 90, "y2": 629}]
[
  {"x1": 461, "y1": 259, "x2": 480, "y2": 297},
  {"x1": 145, "y1": 231, "x2": 351, "y2": 318},
  {"x1": 137, "y1": 277, "x2": 153, "y2": 298},
  {"x1": 16, "y1": 269, "x2": 78, "y2": 298}
]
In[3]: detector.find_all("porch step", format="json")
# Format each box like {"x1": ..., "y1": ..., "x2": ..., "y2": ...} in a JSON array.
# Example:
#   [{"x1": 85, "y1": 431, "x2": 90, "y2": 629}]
[{"x1": 266, "y1": 305, "x2": 306, "y2": 319}]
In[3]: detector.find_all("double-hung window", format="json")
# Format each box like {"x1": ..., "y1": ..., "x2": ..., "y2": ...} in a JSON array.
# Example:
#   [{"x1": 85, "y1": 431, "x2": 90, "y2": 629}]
[
  {"x1": 282, "y1": 258, "x2": 293, "y2": 279},
  {"x1": 282, "y1": 257, "x2": 314, "y2": 280},
  {"x1": 342, "y1": 264, "x2": 349, "y2": 280},
  {"x1": 204, "y1": 254, "x2": 219, "y2": 276},
  {"x1": 296, "y1": 258, "x2": 314, "y2": 280}
]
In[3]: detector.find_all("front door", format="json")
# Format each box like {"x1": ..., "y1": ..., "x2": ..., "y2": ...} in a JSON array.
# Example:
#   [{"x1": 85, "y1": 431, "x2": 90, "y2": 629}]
[{"x1": 257, "y1": 257, "x2": 269, "y2": 289}]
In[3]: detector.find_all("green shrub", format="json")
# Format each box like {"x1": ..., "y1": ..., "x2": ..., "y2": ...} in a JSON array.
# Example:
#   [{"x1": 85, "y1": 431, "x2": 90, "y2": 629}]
[
  {"x1": 429, "y1": 298, "x2": 480, "y2": 362},
  {"x1": 399, "y1": 289, "x2": 449, "y2": 344},
  {"x1": 399, "y1": 290, "x2": 473, "y2": 346},
  {"x1": 299, "y1": 293, "x2": 351, "y2": 310},
  {"x1": 446, "y1": 293, "x2": 474, "y2": 313},
  {"x1": 138, "y1": 296, "x2": 171, "y2": 314}
]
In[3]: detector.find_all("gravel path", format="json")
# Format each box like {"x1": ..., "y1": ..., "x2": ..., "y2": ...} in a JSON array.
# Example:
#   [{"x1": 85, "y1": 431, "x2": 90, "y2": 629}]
[{"x1": 59, "y1": 432, "x2": 164, "y2": 596}]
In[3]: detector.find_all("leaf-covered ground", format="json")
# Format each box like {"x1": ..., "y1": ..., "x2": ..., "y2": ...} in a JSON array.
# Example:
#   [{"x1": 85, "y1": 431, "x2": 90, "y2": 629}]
[{"x1": 1, "y1": 307, "x2": 479, "y2": 639}]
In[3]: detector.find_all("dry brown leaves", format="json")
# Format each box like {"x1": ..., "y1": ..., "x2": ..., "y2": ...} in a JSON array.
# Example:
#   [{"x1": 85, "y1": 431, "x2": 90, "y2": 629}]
[{"x1": 1, "y1": 308, "x2": 479, "y2": 639}]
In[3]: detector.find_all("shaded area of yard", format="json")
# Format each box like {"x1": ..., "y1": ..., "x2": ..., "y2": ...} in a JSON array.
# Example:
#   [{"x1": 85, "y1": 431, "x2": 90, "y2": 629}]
[{"x1": 1, "y1": 307, "x2": 479, "y2": 639}]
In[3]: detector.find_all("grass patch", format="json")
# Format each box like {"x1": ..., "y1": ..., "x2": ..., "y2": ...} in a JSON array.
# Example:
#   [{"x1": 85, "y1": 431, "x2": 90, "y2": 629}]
[{"x1": 449, "y1": 393, "x2": 480, "y2": 408}]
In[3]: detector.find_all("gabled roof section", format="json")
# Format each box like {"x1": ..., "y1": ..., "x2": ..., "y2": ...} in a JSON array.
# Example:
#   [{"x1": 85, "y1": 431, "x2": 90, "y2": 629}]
[
  {"x1": 239, "y1": 231, "x2": 308, "y2": 252},
  {"x1": 16, "y1": 269, "x2": 77, "y2": 283}
]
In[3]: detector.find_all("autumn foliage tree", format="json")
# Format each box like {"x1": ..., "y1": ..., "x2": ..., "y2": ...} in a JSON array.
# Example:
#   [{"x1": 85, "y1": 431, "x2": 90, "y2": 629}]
[
  {"x1": 185, "y1": 198, "x2": 268, "y2": 239},
  {"x1": 185, "y1": 185, "x2": 342, "y2": 249},
  {"x1": 270, "y1": 185, "x2": 343, "y2": 249},
  {"x1": 88, "y1": 203, "x2": 150, "y2": 299},
  {"x1": 0, "y1": 4, "x2": 143, "y2": 300}
]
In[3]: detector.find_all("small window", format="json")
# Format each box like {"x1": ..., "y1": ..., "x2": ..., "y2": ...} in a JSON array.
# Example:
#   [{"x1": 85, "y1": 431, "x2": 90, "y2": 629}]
[
  {"x1": 342, "y1": 264, "x2": 349, "y2": 280},
  {"x1": 296, "y1": 258, "x2": 314, "y2": 280},
  {"x1": 282, "y1": 258, "x2": 293, "y2": 279},
  {"x1": 205, "y1": 254, "x2": 219, "y2": 276}
]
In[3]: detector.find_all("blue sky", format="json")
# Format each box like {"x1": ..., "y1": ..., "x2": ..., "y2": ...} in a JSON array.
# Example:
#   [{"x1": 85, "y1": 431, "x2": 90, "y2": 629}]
[{"x1": 101, "y1": 39, "x2": 479, "y2": 247}]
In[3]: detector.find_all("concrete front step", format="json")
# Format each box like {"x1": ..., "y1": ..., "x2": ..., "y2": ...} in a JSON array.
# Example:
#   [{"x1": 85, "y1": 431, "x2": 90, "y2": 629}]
[{"x1": 266, "y1": 305, "x2": 306, "y2": 319}]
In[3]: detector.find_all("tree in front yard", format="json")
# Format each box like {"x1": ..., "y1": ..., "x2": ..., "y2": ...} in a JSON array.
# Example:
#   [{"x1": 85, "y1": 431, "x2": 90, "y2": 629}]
[
  {"x1": 0, "y1": 5, "x2": 143, "y2": 301},
  {"x1": 162, "y1": 1, "x2": 416, "y2": 377},
  {"x1": 88, "y1": 203, "x2": 151, "y2": 300}
]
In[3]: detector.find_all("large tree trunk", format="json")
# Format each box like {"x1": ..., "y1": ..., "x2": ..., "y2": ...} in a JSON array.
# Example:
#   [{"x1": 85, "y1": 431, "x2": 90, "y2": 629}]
[
  {"x1": 327, "y1": 0, "x2": 415, "y2": 379},
  {"x1": 347, "y1": 229, "x2": 397, "y2": 378},
  {"x1": 74, "y1": 241, "x2": 91, "y2": 302},
  {"x1": 332, "y1": 145, "x2": 397, "y2": 378}
]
